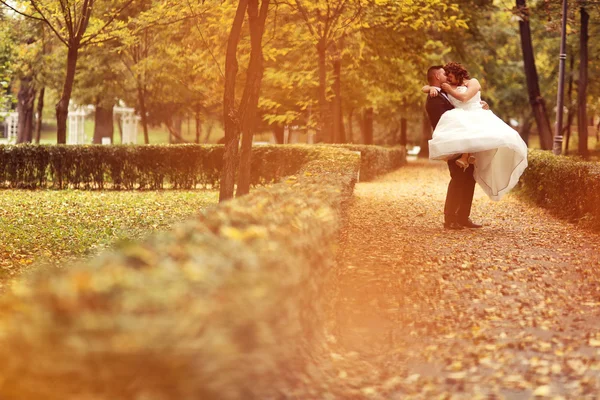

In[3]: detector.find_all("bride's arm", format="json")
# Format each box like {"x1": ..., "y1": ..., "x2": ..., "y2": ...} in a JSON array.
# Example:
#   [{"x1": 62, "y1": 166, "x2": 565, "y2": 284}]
[
  {"x1": 421, "y1": 85, "x2": 439, "y2": 97},
  {"x1": 441, "y1": 78, "x2": 481, "y2": 102}
]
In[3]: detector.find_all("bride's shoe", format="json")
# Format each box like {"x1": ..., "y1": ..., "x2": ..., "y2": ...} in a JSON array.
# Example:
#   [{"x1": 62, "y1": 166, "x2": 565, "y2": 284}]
[
  {"x1": 467, "y1": 155, "x2": 476, "y2": 164},
  {"x1": 455, "y1": 158, "x2": 469, "y2": 171}
]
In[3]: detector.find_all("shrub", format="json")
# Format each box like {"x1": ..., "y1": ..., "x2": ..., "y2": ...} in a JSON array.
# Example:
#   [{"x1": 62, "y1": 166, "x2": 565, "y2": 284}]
[
  {"x1": 0, "y1": 147, "x2": 372, "y2": 399},
  {"x1": 325, "y1": 144, "x2": 407, "y2": 181},
  {"x1": 0, "y1": 144, "x2": 406, "y2": 190},
  {"x1": 518, "y1": 150, "x2": 600, "y2": 230}
]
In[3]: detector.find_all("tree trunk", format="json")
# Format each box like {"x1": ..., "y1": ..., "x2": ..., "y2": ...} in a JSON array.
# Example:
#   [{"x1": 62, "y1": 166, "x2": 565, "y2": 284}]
[
  {"x1": 400, "y1": 117, "x2": 407, "y2": 147},
  {"x1": 195, "y1": 109, "x2": 202, "y2": 144},
  {"x1": 236, "y1": 0, "x2": 270, "y2": 197},
  {"x1": 137, "y1": 85, "x2": 150, "y2": 144},
  {"x1": 362, "y1": 107, "x2": 373, "y2": 145},
  {"x1": 17, "y1": 76, "x2": 36, "y2": 143},
  {"x1": 115, "y1": 115, "x2": 123, "y2": 143},
  {"x1": 332, "y1": 43, "x2": 344, "y2": 143},
  {"x1": 516, "y1": 0, "x2": 553, "y2": 150},
  {"x1": 565, "y1": 52, "x2": 575, "y2": 155},
  {"x1": 165, "y1": 118, "x2": 189, "y2": 143},
  {"x1": 347, "y1": 107, "x2": 354, "y2": 143},
  {"x1": 578, "y1": 6, "x2": 589, "y2": 158},
  {"x1": 317, "y1": 39, "x2": 331, "y2": 143},
  {"x1": 219, "y1": 0, "x2": 248, "y2": 202},
  {"x1": 519, "y1": 114, "x2": 532, "y2": 145},
  {"x1": 34, "y1": 87, "x2": 45, "y2": 144},
  {"x1": 418, "y1": 111, "x2": 431, "y2": 158},
  {"x1": 171, "y1": 116, "x2": 184, "y2": 143},
  {"x1": 204, "y1": 121, "x2": 214, "y2": 144},
  {"x1": 93, "y1": 103, "x2": 115, "y2": 144},
  {"x1": 564, "y1": 108, "x2": 576, "y2": 155},
  {"x1": 56, "y1": 45, "x2": 80, "y2": 144},
  {"x1": 272, "y1": 124, "x2": 284, "y2": 144}
]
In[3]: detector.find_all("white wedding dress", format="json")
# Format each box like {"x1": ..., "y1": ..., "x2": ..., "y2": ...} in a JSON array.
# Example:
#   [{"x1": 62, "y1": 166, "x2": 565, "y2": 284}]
[{"x1": 428, "y1": 86, "x2": 528, "y2": 201}]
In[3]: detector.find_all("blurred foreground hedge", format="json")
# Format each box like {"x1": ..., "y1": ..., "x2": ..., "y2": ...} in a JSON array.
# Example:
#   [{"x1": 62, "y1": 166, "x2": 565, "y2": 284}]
[
  {"x1": 518, "y1": 150, "x2": 600, "y2": 230},
  {"x1": 0, "y1": 144, "x2": 405, "y2": 189},
  {"x1": 0, "y1": 145, "x2": 404, "y2": 399}
]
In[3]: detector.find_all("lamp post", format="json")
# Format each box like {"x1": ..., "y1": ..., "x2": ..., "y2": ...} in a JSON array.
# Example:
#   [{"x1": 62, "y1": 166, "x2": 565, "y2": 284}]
[{"x1": 553, "y1": 0, "x2": 568, "y2": 155}]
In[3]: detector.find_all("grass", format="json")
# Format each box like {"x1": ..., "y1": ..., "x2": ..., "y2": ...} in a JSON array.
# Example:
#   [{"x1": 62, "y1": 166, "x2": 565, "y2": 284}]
[
  {"x1": 35, "y1": 119, "x2": 276, "y2": 145},
  {"x1": 0, "y1": 189, "x2": 219, "y2": 288},
  {"x1": 37, "y1": 119, "x2": 224, "y2": 145}
]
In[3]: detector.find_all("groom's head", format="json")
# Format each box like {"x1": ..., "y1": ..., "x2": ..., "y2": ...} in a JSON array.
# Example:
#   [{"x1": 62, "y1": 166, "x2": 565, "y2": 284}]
[{"x1": 427, "y1": 65, "x2": 447, "y2": 86}]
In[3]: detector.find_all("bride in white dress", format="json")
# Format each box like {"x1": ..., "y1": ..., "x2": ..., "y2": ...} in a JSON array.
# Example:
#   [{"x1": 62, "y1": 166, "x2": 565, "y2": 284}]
[{"x1": 424, "y1": 62, "x2": 528, "y2": 202}]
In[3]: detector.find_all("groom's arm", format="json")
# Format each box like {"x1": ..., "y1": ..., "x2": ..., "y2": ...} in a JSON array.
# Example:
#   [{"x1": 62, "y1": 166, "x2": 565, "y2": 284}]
[{"x1": 426, "y1": 96, "x2": 451, "y2": 129}]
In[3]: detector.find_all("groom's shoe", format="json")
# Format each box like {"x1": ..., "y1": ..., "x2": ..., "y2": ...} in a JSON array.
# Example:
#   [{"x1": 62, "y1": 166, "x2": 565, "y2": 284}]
[
  {"x1": 459, "y1": 218, "x2": 483, "y2": 229},
  {"x1": 444, "y1": 221, "x2": 464, "y2": 230}
]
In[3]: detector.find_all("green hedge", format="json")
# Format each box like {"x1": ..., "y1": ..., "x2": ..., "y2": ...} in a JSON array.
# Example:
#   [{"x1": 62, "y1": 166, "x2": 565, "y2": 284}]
[
  {"x1": 325, "y1": 144, "x2": 406, "y2": 181},
  {"x1": 0, "y1": 146, "x2": 372, "y2": 399},
  {"x1": 0, "y1": 144, "x2": 312, "y2": 190},
  {"x1": 0, "y1": 144, "x2": 403, "y2": 190},
  {"x1": 518, "y1": 150, "x2": 600, "y2": 230}
]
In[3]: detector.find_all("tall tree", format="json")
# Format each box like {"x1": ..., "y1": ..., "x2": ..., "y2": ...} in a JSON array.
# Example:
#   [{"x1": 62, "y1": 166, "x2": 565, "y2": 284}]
[
  {"x1": 515, "y1": 0, "x2": 553, "y2": 150},
  {"x1": 236, "y1": 0, "x2": 270, "y2": 197},
  {"x1": 578, "y1": 6, "x2": 589, "y2": 158},
  {"x1": 220, "y1": 0, "x2": 248, "y2": 202}
]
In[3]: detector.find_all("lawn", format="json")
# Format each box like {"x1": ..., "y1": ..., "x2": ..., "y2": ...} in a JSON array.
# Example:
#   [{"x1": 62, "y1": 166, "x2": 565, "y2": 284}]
[
  {"x1": 35, "y1": 119, "x2": 275, "y2": 145},
  {"x1": 0, "y1": 189, "x2": 219, "y2": 288}
]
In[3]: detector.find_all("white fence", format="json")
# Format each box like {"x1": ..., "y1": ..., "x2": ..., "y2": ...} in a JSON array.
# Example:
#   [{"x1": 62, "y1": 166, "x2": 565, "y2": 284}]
[{"x1": 0, "y1": 112, "x2": 18, "y2": 143}]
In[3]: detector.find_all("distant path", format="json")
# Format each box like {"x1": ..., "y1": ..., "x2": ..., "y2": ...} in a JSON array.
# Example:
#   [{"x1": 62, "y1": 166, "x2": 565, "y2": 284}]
[{"x1": 326, "y1": 159, "x2": 600, "y2": 399}]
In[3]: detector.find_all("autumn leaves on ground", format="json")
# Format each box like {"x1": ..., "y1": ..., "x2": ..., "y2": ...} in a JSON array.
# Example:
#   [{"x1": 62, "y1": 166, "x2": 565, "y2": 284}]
[
  {"x1": 326, "y1": 159, "x2": 600, "y2": 399},
  {"x1": 2, "y1": 159, "x2": 600, "y2": 398}
]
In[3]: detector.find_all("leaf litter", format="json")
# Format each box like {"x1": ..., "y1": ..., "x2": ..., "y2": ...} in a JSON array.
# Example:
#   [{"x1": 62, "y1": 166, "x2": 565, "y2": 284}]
[{"x1": 318, "y1": 159, "x2": 600, "y2": 399}]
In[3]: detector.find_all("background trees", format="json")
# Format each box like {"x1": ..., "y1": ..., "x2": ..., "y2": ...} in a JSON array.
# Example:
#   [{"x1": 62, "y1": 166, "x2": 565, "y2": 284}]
[{"x1": 0, "y1": 0, "x2": 597, "y2": 157}]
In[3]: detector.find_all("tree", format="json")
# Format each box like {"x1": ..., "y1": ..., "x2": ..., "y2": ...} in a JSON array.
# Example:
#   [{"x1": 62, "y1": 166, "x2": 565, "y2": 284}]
[
  {"x1": 9, "y1": 20, "x2": 45, "y2": 144},
  {"x1": 578, "y1": 6, "x2": 589, "y2": 158},
  {"x1": 0, "y1": 0, "x2": 135, "y2": 143},
  {"x1": 220, "y1": 0, "x2": 249, "y2": 202},
  {"x1": 515, "y1": 0, "x2": 553, "y2": 150},
  {"x1": 16, "y1": 75, "x2": 35, "y2": 143},
  {"x1": 291, "y1": 0, "x2": 363, "y2": 143},
  {"x1": 236, "y1": 0, "x2": 270, "y2": 196},
  {"x1": 114, "y1": 1, "x2": 225, "y2": 144}
]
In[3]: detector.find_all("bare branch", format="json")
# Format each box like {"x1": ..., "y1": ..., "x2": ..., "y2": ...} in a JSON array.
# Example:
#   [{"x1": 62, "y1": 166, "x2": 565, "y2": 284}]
[
  {"x1": 58, "y1": 0, "x2": 74, "y2": 37},
  {"x1": 28, "y1": 1, "x2": 69, "y2": 46},
  {"x1": 0, "y1": 0, "x2": 44, "y2": 21},
  {"x1": 74, "y1": 0, "x2": 93, "y2": 40}
]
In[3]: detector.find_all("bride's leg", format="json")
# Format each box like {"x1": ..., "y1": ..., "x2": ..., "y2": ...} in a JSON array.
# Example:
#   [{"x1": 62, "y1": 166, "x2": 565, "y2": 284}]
[{"x1": 455, "y1": 153, "x2": 469, "y2": 171}]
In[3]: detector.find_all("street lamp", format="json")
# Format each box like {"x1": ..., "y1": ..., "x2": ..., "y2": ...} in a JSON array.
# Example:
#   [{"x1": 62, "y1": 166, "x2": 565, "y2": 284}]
[{"x1": 553, "y1": 0, "x2": 568, "y2": 155}]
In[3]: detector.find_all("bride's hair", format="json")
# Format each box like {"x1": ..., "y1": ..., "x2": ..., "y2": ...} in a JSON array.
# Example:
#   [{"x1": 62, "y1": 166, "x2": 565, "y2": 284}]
[{"x1": 443, "y1": 62, "x2": 470, "y2": 82}]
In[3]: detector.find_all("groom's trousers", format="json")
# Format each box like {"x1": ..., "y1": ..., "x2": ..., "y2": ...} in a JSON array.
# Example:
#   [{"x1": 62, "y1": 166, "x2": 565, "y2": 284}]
[{"x1": 444, "y1": 157, "x2": 476, "y2": 223}]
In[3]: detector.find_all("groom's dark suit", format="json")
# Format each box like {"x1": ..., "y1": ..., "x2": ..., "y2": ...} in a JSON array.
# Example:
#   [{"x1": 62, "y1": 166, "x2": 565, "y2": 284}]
[{"x1": 425, "y1": 90, "x2": 476, "y2": 225}]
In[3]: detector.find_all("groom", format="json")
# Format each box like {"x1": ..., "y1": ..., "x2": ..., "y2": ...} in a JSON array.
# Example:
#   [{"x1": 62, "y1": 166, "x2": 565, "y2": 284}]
[{"x1": 425, "y1": 65, "x2": 483, "y2": 230}]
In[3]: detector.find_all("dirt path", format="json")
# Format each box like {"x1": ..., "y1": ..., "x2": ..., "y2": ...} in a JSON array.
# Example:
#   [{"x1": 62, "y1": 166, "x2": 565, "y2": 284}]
[{"x1": 327, "y1": 159, "x2": 600, "y2": 399}]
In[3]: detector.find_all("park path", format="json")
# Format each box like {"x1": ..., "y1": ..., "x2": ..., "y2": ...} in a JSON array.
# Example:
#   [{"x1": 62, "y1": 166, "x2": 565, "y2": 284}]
[{"x1": 324, "y1": 159, "x2": 600, "y2": 399}]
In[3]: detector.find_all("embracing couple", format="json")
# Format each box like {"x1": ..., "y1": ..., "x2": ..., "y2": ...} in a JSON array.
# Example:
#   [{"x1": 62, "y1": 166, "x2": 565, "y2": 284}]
[{"x1": 424, "y1": 62, "x2": 529, "y2": 230}]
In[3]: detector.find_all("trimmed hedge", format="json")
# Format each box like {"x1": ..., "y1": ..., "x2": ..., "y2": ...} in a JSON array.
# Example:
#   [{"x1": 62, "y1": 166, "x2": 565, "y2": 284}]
[
  {"x1": 0, "y1": 145, "x2": 404, "y2": 399},
  {"x1": 518, "y1": 150, "x2": 600, "y2": 230},
  {"x1": 330, "y1": 144, "x2": 407, "y2": 181},
  {"x1": 0, "y1": 144, "x2": 403, "y2": 189},
  {"x1": 0, "y1": 144, "x2": 313, "y2": 190}
]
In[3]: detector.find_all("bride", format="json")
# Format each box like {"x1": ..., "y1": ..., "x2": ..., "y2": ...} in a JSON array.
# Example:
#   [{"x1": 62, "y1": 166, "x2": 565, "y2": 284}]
[{"x1": 423, "y1": 62, "x2": 528, "y2": 201}]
